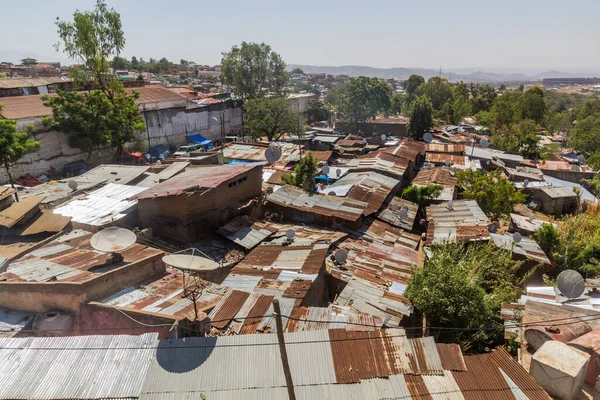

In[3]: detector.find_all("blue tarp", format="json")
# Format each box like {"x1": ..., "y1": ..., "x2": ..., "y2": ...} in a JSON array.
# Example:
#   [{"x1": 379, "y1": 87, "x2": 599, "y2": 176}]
[
  {"x1": 228, "y1": 159, "x2": 254, "y2": 165},
  {"x1": 186, "y1": 134, "x2": 213, "y2": 146}
]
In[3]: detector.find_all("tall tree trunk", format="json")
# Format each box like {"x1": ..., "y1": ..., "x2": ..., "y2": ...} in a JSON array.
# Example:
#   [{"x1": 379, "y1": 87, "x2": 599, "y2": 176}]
[
  {"x1": 87, "y1": 147, "x2": 93, "y2": 162},
  {"x1": 4, "y1": 161, "x2": 18, "y2": 202}
]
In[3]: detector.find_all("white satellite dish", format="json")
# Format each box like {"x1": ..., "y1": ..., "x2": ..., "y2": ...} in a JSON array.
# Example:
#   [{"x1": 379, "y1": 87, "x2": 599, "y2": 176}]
[
  {"x1": 339, "y1": 149, "x2": 345, "y2": 154},
  {"x1": 162, "y1": 252, "x2": 219, "y2": 272},
  {"x1": 480, "y1": 138, "x2": 489, "y2": 148},
  {"x1": 380, "y1": 134, "x2": 387, "y2": 141},
  {"x1": 362, "y1": 138, "x2": 367, "y2": 144},
  {"x1": 336, "y1": 168, "x2": 342, "y2": 177},
  {"x1": 523, "y1": 179, "x2": 529, "y2": 188},
  {"x1": 451, "y1": 167, "x2": 457, "y2": 174},
  {"x1": 334, "y1": 249, "x2": 348, "y2": 263},
  {"x1": 423, "y1": 133, "x2": 433, "y2": 143},
  {"x1": 420, "y1": 150, "x2": 426, "y2": 156},
  {"x1": 328, "y1": 191, "x2": 337, "y2": 196},
  {"x1": 487, "y1": 223, "x2": 497, "y2": 233},
  {"x1": 322, "y1": 166, "x2": 330, "y2": 175},
  {"x1": 557, "y1": 269, "x2": 585, "y2": 299},
  {"x1": 571, "y1": 165, "x2": 581, "y2": 172},
  {"x1": 512, "y1": 232, "x2": 522, "y2": 243},
  {"x1": 68, "y1": 180, "x2": 78, "y2": 191},
  {"x1": 391, "y1": 204, "x2": 398, "y2": 211},
  {"x1": 444, "y1": 159, "x2": 451, "y2": 166},
  {"x1": 447, "y1": 200, "x2": 454, "y2": 210},
  {"x1": 90, "y1": 227, "x2": 136, "y2": 253},
  {"x1": 528, "y1": 214, "x2": 536, "y2": 223},
  {"x1": 578, "y1": 155, "x2": 586, "y2": 164},
  {"x1": 285, "y1": 229, "x2": 295, "y2": 240},
  {"x1": 486, "y1": 160, "x2": 491, "y2": 165},
  {"x1": 265, "y1": 146, "x2": 282, "y2": 163},
  {"x1": 399, "y1": 208, "x2": 409, "y2": 218}
]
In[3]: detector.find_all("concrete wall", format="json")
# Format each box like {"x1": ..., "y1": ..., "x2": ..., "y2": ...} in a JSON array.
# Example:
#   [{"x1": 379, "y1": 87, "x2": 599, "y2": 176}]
[
  {"x1": 0, "y1": 254, "x2": 165, "y2": 313},
  {"x1": 289, "y1": 94, "x2": 316, "y2": 118},
  {"x1": 1, "y1": 102, "x2": 244, "y2": 184}
]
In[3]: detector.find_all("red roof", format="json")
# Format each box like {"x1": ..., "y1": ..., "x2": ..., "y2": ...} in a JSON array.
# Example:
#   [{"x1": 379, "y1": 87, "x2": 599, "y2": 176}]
[{"x1": 134, "y1": 164, "x2": 261, "y2": 200}]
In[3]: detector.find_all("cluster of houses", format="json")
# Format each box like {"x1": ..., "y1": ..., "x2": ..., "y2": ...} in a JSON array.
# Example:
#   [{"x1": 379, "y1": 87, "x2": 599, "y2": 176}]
[{"x1": 0, "y1": 109, "x2": 598, "y2": 398}]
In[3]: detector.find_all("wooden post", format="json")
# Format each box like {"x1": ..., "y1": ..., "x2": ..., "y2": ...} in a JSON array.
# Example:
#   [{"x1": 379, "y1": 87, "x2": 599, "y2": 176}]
[{"x1": 273, "y1": 299, "x2": 296, "y2": 400}]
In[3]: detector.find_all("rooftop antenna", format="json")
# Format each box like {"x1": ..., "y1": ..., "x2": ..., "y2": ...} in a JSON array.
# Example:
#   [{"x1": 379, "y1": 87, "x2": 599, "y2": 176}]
[
  {"x1": 557, "y1": 269, "x2": 585, "y2": 299},
  {"x1": 334, "y1": 248, "x2": 348, "y2": 264},
  {"x1": 67, "y1": 180, "x2": 78, "y2": 191},
  {"x1": 90, "y1": 227, "x2": 137, "y2": 264},
  {"x1": 285, "y1": 229, "x2": 295, "y2": 242},
  {"x1": 423, "y1": 133, "x2": 433, "y2": 143},
  {"x1": 265, "y1": 145, "x2": 282, "y2": 164},
  {"x1": 162, "y1": 248, "x2": 218, "y2": 321}
]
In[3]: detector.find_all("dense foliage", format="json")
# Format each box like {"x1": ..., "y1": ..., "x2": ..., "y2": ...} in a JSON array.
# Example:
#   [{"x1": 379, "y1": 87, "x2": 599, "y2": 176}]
[
  {"x1": 243, "y1": 97, "x2": 303, "y2": 141},
  {"x1": 281, "y1": 153, "x2": 318, "y2": 192},
  {"x1": 406, "y1": 242, "x2": 522, "y2": 353},
  {"x1": 220, "y1": 42, "x2": 288, "y2": 99},
  {"x1": 536, "y1": 204, "x2": 600, "y2": 278},
  {"x1": 407, "y1": 94, "x2": 433, "y2": 139},
  {"x1": 401, "y1": 184, "x2": 442, "y2": 205},
  {"x1": 0, "y1": 105, "x2": 40, "y2": 199},
  {"x1": 337, "y1": 77, "x2": 392, "y2": 128},
  {"x1": 456, "y1": 169, "x2": 526, "y2": 220}
]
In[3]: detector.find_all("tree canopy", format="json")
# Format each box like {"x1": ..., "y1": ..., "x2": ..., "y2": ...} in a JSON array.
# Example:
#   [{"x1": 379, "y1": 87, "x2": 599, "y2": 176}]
[
  {"x1": 456, "y1": 169, "x2": 526, "y2": 220},
  {"x1": 281, "y1": 153, "x2": 318, "y2": 192},
  {"x1": 406, "y1": 242, "x2": 522, "y2": 352},
  {"x1": 0, "y1": 105, "x2": 40, "y2": 199},
  {"x1": 220, "y1": 42, "x2": 288, "y2": 99},
  {"x1": 408, "y1": 94, "x2": 433, "y2": 139},
  {"x1": 401, "y1": 184, "x2": 442, "y2": 205},
  {"x1": 244, "y1": 97, "x2": 303, "y2": 141},
  {"x1": 338, "y1": 77, "x2": 392, "y2": 127}
]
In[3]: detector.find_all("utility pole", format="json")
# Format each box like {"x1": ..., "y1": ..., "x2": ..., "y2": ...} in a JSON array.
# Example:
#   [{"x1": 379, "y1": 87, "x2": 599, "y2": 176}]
[{"x1": 273, "y1": 299, "x2": 296, "y2": 400}]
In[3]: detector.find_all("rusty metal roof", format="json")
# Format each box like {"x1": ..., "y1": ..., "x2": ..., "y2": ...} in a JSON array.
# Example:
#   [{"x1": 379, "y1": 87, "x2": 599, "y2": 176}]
[
  {"x1": 426, "y1": 153, "x2": 468, "y2": 165},
  {"x1": 0, "y1": 231, "x2": 162, "y2": 283},
  {"x1": 426, "y1": 200, "x2": 490, "y2": 246},
  {"x1": 0, "y1": 196, "x2": 44, "y2": 228},
  {"x1": 0, "y1": 77, "x2": 68, "y2": 89},
  {"x1": 436, "y1": 343, "x2": 467, "y2": 371},
  {"x1": 216, "y1": 216, "x2": 278, "y2": 249},
  {"x1": 268, "y1": 222, "x2": 347, "y2": 245},
  {"x1": 309, "y1": 150, "x2": 333, "y2": 162},
  {"x1": 135, "y1": 164, "x2": 262, "y2": 200},
  {"x1": 490, "y1": 233, "x2": 551, "y2": 265},
  {"x1": 224, "y1": 142, "x2": 300, "y2": 167},
  {"x1": 331, "y1": 171, "x2": 400, "y2": 216},
  {"x1": 352, "y1": 218, "x2": 422, "y2": 250},
  {"x1": 233, "y1": 242, "x2": 329, "y2": 275},
  {"x1": 412, "y1": 167, "x2": 457, "y2": 188},
  {"x1": 285, "y1": 304, "x2": 382, "y2": 332},
  {"x1": 426, "y1": 143, "x2": 465, "y2": 154},
  {"x1": 377, "y1": 197, "x2": 418, "y2": 231},
  {"x1": 19, "y1": 211, "x2": 71, "y2": 236},
  {"x1": 0, "y1": 187, "x2": 15, "y2": 203},
  {"x1": 267, "y1": 185, "x2": 369, "y2": 223}
]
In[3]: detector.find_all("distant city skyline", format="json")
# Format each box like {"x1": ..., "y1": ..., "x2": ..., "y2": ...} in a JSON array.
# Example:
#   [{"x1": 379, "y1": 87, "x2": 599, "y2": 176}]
[{"x1": 1, "y1": 0, "x2": 599, "y2": 73}]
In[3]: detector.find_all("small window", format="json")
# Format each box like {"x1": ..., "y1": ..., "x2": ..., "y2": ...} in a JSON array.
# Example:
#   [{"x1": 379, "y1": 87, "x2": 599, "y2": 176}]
[
  {"x1": 242, "y1": 176, "x2": 248, "y2": 182},
  {"x1": 238, "y1": 178, "x2": 243, "y2": 184}
]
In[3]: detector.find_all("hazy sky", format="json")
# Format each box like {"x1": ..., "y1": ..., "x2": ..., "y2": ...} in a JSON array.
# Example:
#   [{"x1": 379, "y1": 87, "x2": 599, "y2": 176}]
[{"x1": 2, "y1": 0, "x2": 599, "y2": 72}]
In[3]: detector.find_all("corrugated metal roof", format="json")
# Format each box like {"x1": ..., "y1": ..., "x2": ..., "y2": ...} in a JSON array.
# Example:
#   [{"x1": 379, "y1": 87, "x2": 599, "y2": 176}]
[
  {"x1": 540, "y1": 185, "x2": 579, "y2": 199},
  {"x1": 510, "y1": 213, "x2": 556, "y2": 234},
  {"x1": 53, "y1": 183, "x2": 147, "y2": 227},
  {"x1": 267, "y1": 185, "x2": 369, "y2": 223},
  {"x1": 267, "y1": 223, "x2": 347, "y2": 245},
  {"x1": 470, "y1": 147, "x2": 524, "y2": 162},
  {"x1": 426, "y1": 143, "x2": 465, "y2": 154},
  {"x1": 426, "y1": 200, "x2": 489, "y2": 246},
  {"x1": 331, "y1": 171, "x2": 400, "y2": 216},
  {"x1": 0, "y1": 196, "x2": 44, "y2": 228},
  {"x1": 224, "y1": 142, "x2": 300, "y2": 167},
  {"x1": 285, "y1": 305, "x2": 382, "y2": 332},
  {"x1": 157, "y1": 161, "x2": 189, "y2": 181},
  {"x1": 490, "y1": 233, "x2": 551, "y2": 264},
  {"x1": 352, "y1": 218, "x2": 422, "y2": 249},
  {"x1": 377, "y1": 197, "x2": 418, "y2": 231},
  {"x1": 436, "y1": 343, "x2": 467, "y2": 371},
  {"x1": 19, "y1": 211, "x2": 71, "y2": 236},
  {"x1": 543, "y1": 175, "x2": 598, "y2": 204},
  {"x1": 0, "y1": 333, "x2": 157, "y2": 399},
  {"x1": 0, "y1": 187, "x2": 16, "y2": 203},
  {"x1": 75, "y1": 164, "x2": 149, "y2": 185},
  {"x1": 216, "y1": 216, "x2": 277, "y2": 249},
  {"x1": 426, "y1": 153, "x2": 468, "y2": 165},
  {"x1": 412, "y1": 167, "x2": 457, "y2": 188},
  {"x1": 234, "y1": 242, "x2": 329, "y2": 275},
  {"x1": 346, "y1": 155, "x2": 407, "y2": 179},
  {"x1": 0, "y1": 77, "x2": 68, "y2": 89},
  {"x1": 135, "y1": 164, "x2": 261, "y2": 200}
]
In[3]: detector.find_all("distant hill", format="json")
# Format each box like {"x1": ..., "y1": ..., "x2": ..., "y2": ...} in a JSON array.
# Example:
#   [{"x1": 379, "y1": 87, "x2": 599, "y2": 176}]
[{"x1": 287, "y1": 64, "x2": 599, "y2": 83}]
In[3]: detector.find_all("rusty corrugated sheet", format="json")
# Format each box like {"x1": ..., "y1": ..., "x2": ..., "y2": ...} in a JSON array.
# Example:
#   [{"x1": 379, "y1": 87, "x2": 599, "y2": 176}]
[
  {"x1": 333, "y1": 171, "x2": 400, "y2": 216},
  {"x1": 240, "y1": 295, "x2": 273, "y2": 334},
  {"x1": 377, "y1": 197, "x2": 418, "y2": 231},
  {"x1": 426, "y1": 143, "x2": 465, "y2": 154},
  {"x1": 282, "y1": 279, "x2": 311, "y2": 299},
  {"x1": 405, "y1": 375, "x2": 433, "y2": 400},
  {"x1": 426, "y1": 153, "x2": 467, "y2": 165},
  {"x1": 436, "y1": 343, "x2": 467, "y2": 371},
  {"x1": 0, "y1": 196, "x2": 44, "y2": 228},
  {"x1": 210, "y1": 290, "x2": 251, "y2": 329},
  {"x1": 489, "y1": 349, "x2": 552, "y2": 400},
  {"x1": 20, "y1": 211, "x2": 71, "y2": 236},
  {"x1": 412, "y1": 167, "x2": 457, "y2": 188},
  {"x1": 234, "y1": 242, "x2": 328, "y2": 274}
]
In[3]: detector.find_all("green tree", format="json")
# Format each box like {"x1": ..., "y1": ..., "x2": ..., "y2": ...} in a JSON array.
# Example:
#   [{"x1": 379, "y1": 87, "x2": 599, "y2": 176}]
[
  {"x1": 325, "y1": 84, "x2": 345, "y2": 110},
  {"x1": 406, "y1": 242, "x2": 522, "y2": 352},
  {"x1": 470, "y1": 84, "x2": 497, "y2": 114},
  {"x1": 390, "y1": 93, "x2": 405, "y2": 116},
  {"x1": 516, "y1": 87, "x2": 546, "y2": 124},
  {"x1": 534, "y1": 224, "x2": 561, "y2": 254},
  {"x1": 158, "y1": 57, "x2": 171, "y2": 73},
  {"x1": 569, "y1": 115, "x2": 600, "y2": 156},
  {"x1": 221, "y1": 42, "x2": 288, "y2": 99},
  {"x1": 55, "y1": 0, "x2": 125, "y2": 97},
  {"x1": 401, "y1": 184, "x2": 442, "y2": 205},
  {"x1": 491, "y1": 120, "x2": 541, "y2": 159},
  {"x1": 408, "y1": 94, "x2": 433, "y2": 140},
  {"x1": 0, "y1": 105, "x2": 40, "y2": 200},
  {"x1": 130, "y1": 55, "x2": 139, "y2": 70},
  {"x1": 291, "y1": 67, "x2": 304, "y2": 75},
  {"x1": 456, "y1": 169, "x2": 526, "y2": 220},
  {"x1": 307, "y1": 100, "x2": 329, "y2": 123},
  {"x1": 244, "y1": 97, "x2": 303, "y2": 141},
  {"x1": 418, "y1": 76, "x2": 453, "y2": 112},
  {"x1": 111, "y1": 56, "x2": 128, "y2": 70},
  {"x1": 281, "y1": 152, "x2": 318, "y2": 192},
  {"x1": 406, "y1": 74, "x2": 425, "y2": 105},
  {"x1": 339, "y1": 77, "x2": 392, "y2": 127}
]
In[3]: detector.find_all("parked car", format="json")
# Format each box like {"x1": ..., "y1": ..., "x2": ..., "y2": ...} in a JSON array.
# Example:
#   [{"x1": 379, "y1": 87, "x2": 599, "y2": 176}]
[{"x1": 173, "y1": 144, "x2": 203, "y2": 158}]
